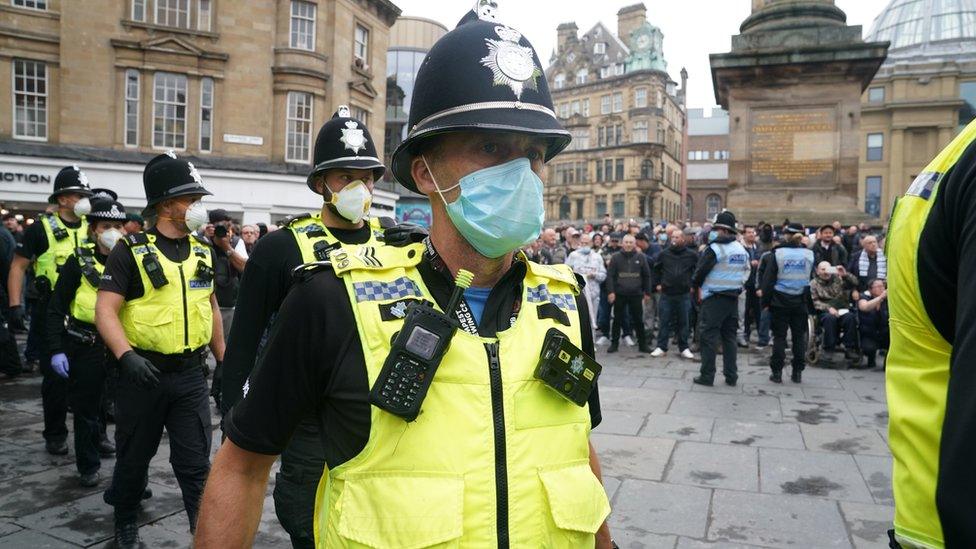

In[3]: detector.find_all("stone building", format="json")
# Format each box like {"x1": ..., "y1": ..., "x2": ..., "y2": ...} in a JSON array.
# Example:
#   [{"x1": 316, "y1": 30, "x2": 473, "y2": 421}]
[
  {"x1": 0, "y1": 0, "x2": 400, "y2": 223},
  {"x1": 859, "y1": 0, "x2": 976, "y2": 219},
  {"x1": 686, "y1": 108, "x2": 730, "y2": 223},
  {"x1": 544, "y1": 3, "x2": 687, "y2": 224}
]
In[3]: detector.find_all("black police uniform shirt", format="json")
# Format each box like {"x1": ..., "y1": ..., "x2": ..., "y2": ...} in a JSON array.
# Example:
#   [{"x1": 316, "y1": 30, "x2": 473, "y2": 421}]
[
  {"x1": 220, "y1": 224, "x2": 372, "y2": 414},
  {"x1": 46, "y1": 249, "x2": 107, "y2": 355},
  {"x1": 15, "y1": 214, "x2": 83, "y2": 261},
  {"x1": 99, "y1": 227, "x2": 216, "y2": 301},
  {"x1": 224, "y1": 251, "x2": 602, "y2": 468}
]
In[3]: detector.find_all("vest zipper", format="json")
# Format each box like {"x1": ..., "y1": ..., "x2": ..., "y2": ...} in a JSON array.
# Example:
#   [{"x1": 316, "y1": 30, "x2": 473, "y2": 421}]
[
  {"x1": 178, "y1": 264, "x2": 189, "y2": 349},
  {"x1": 484, "y1": 341, "x2": 509, "y2": 549}
]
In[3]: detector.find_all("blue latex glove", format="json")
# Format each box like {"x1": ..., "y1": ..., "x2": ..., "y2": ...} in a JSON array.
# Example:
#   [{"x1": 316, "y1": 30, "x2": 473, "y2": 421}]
[{"x1": 51, "y1": 353, "x2": 70, "y2": 378}]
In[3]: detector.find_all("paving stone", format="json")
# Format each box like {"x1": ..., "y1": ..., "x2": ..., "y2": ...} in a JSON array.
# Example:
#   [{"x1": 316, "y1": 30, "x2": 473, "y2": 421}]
[
  {"x1": 669, "y1": 392, "x2": 782, "y2": 422},
  {"x1": 689, "y1": 380, "x2": 744, "y2": 394},
  {"x1": 139, "y1": 523, "x2": 195, "y2": 548},
  {"x1": 853, "y1": 455, "x2": 894, "y2": 506},
  {"x1": 677, "y1": 538, "x2": 772, "y2": 549},
  {"x1": 840, "y1": 501, "x2": 895, "y2": 549},
  {"x1": 741, "y1": 383, "x2": 805, "y2": 399},
  {"x1": 841, "y1": 380, "x2": 886, "y2": 403},
  {"x1": 590, "y1": 433, "x2": 675, "y2": 481},
  {"x1": 614, "y1": 530, "x2": 678, "y2": 549},
  {"x1": 0, "y1": 520, "x2": 23, "y2": 537},
  {"x1": 599, "y1": 373, "x2": 651, "y2": 388},
  {"x1": 603, "y1": 475, "x2": 622, "y2": 502},
  {"x1": 596, "y1": 411, "x2": 649, "y2": 436},
  {"x1": 708, "y1": 489, "x2": 851, "y2": 548},
  {"x1": 759, "y1": 448, "x2": 873, "y2": 503},
  {"x1": 642, "y1": 377, "x2": 697, "y2": 391},
  {"x1": 845, "y1": 401, "x2": 889, "y2": 429},
  {"x1": 643, "y1": 367, "x2": 690, "y2": 379},
  {"x1": 711, "y1": 419, "x2": 805, "y2": 450},
  {"x1": 801, "y1": 387, "x2": 862, "y2": 402},
  {"x1": 600, "y1": 386, "x2": 675, "y2": 414},
  {"x1": 0, "y1": 529, "x2": 77, "y2": 547},
  {"x1": 0, "y1": 441, "x2": 76, "y2": 482},
  {"x1": 611, "y1": 479, "x2": 711, "y2": 538},
  {"x1": 639, "y1": 414, "x2": 714, "y2": 442},
  {"x1": 0, "y1": 463, "x2": 110, "y2": 517},
  {"x1": 780, "y1": 399, "x2": 857, "y2": 426},
  {"x1": 665, "y1": 441, "x2": 758, "y2": 491},
  {"x1": 800, "y1": 424, "x2": 889, "y2": 456}
]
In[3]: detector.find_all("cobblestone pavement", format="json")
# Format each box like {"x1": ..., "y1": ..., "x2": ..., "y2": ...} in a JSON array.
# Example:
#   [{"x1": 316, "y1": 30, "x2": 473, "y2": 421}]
[{"x1": 0, "y1": 343, "x2": 891, "y2": 548}]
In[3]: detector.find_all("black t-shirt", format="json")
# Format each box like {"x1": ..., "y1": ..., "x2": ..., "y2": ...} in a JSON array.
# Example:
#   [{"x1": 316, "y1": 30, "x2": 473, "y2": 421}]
[
  {"x1": 15, "y1": 214, "x2": 82, "y2": 260},
  {"x1": 224, "y1": 251, "x2": 601, "y2": 468},
  {"x1": 220, "y1": 224, "x2": 372, "y2": 414},
  {"x1": 99, "y1": 227, "x2": 216, "y2": 300},
  {"x1": 46, "y1": 250, "x2": 106, "y2": 354}
]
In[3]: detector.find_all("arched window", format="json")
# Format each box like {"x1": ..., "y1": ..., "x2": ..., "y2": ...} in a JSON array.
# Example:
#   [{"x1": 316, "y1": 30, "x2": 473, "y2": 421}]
[
  {"x1": 706, "y1": 194, "x2": 722, "y2": 220},
  {"x1": 559, "y1": 195, "x2": 571, "y2": 220}
]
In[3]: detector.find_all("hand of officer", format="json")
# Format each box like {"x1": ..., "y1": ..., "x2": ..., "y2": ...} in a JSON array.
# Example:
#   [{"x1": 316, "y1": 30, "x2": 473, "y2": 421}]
[
  {"x1": 6, "y1": 306, "x2": 25, "y2": 332},
  {"x1": 119, "y1": 350, "x2": 160, "y2": 390},
  {"x1": 607, "y1": 292, "x2": 616, "y2": 304},
  {"x1": 383, "y1": 223, "x2": 429, "y2": 247},
  {"x1": 210, "y1": 361, "x2": 222, "y2": 408},
  {"x1": 51, "y1": 353, "x2": 70, "y2": 378}
]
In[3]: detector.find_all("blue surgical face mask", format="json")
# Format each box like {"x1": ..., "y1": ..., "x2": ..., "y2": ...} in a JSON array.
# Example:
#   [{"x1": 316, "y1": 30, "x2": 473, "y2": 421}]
[
  {"x1": 579, "y1": 246, "x2": 591, "y2": 255},
  {"x1": 424, "y1": 156, "x2": 545, "y2": 259},
  {"x1": 658, "y1": 234, "x2": 668, "y2": 243},
  {"x1": 708, "y1": 230, "x2": 719, "y2": 243}
]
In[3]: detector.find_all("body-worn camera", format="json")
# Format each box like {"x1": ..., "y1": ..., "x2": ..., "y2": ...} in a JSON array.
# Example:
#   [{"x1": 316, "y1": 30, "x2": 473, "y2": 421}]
[
  {"x1": 369, "y1": 301, "x2": 458, "y2": 422},
  {"x1": 534, "y1": 328, "x2": 602, "y2": 407}
]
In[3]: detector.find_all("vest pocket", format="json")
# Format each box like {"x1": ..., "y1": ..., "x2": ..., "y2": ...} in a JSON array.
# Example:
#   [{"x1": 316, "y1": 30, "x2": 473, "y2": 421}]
[
  {"x1": 130, "y1": 311, "x2": 176, "y2": 352},
  {"x1": 539, "y1": 461, "x2": 611, "y2": 543},
  {"x1": 514, "y1": 382, "x2": 589, "y2": 430},
  {"x1": 336, "y1": 472, "x2": 464, "y2": 548}
]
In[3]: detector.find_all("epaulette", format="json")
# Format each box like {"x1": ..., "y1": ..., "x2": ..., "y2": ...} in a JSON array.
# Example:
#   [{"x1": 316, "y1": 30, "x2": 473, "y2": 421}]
[
  {"x1": 329, "y1": 242, "x2": 424, "y2": 276},
  {"x1": 124, "y1": 232, "x2": 150, "y2": 247},
  {"x1": 291, "y1": 260, "x2": 334, "y2": 283},
  {"x1": 284, "y1": 213, "x2": 313, "y2": 227},
  {"x1": 524, "y1": 259, "x2": 581, "y2": 293}
]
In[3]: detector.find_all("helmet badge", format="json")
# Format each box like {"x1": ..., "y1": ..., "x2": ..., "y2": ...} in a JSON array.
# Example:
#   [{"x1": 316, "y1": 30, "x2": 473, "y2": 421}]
[
  {"x1": 109, "y1": 204, "x2": 121, "y2": 217},
  {"x1": 481, "y1": 25, "x2": 540, "y2": 100},
  {"x1": 340, "y1": 121, "x2": 367, "y2": 155},
  {"x1": 187, "y1": 162, "x2": 203, "y2": 184},
  {"x1": 77, "y1": 169, "x2": 90, "y2": 187},
  {"x1": 476, "y1": 0, "x2": 499, "y2": 21}
]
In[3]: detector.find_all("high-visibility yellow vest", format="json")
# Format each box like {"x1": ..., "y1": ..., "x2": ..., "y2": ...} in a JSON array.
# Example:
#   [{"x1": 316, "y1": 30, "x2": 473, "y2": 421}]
[
  {"x1": 886, "y1": 119, "x2": 976, "y2": 549},
  {"x1": 287, "y1": 213, "x2": 385, "y2": 263},
  {"x1": 314, "y1": 242, "x2": 610, "y2": 548},
  {"x1": 119, "y1": 233, "x2": 214, "y2": 355},
  {"x1": 68, "y1": 244, "x2": 102, "y2": 325},
  {"x1": 35, "y1": 213, "x2": 88, "y2": 286}
]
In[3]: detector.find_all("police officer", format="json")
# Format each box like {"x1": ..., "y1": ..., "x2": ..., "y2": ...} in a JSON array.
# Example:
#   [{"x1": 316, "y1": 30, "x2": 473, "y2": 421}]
[
  {"x1": 6, "y1": 165, "x2": 92, "y2": 455},
  {"x1": 196, "y1": 4, "x2": 614, "y2": 547},
  {"x1": 95, "y1": 152, "x2": 224, "y2": 548},
  {"x1": 885, "y1": 119, "x2": 976, "y2": 547},
  {"x1": 219, "y1": 105, "x2": 393, "y2": 549},
  {"x1": 759, "y1": 222, "x2": 815, "y2": 384},
  {"x1": 45, "y1": 197, "x2": 127, "y2": 486},
  {"x1": 692, "y1": 211, "x2": 750, "y2": 387}
]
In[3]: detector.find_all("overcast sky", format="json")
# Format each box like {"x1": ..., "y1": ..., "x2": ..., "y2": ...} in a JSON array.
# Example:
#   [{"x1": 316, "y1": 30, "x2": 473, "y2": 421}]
[{"x1": 391, "y1": 0, "x2": 893, "y2": 110}]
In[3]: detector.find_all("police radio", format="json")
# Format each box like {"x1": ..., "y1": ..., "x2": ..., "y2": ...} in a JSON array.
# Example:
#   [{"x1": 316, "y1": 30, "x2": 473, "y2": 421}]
[
  {"x1": 369, "y1": 269, "x2": 474, "y2": 422},
  {"x1": 141, "y1": 253, "x2": 169, "y2": 289},
  {"x1": 534, "y1": 328, "x2": 602, "y2": 407}
]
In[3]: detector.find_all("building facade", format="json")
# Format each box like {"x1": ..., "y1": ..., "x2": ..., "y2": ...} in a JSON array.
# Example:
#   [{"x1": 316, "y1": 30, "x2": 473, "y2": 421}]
[
  {"x1": 544, "y1": 3, "x2": 687, "y2": 225},
  {"x1": 686, "y1": 108, "x2": 730, "y2": 223},
  {"x1": 0, "y1": 0, "x2": 400, "y2": 223},
  {"x1": 858, "y1": 0, "x2": 976, "y2": 219}
]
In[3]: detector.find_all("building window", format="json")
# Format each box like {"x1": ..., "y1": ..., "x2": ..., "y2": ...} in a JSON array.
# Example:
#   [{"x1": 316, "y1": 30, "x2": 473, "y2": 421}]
[
  {"x1": 198, "y1": 0, "x2": 211, "y2": 31},
  {"x1": 290, "y1": 1, "x2": 316, "y2": 51},
  {"x1": 571, "y1": 100, "x2": 580, "y2": 116},
  {"x1": 688, "y1": 150, "x2": 695, "y2": 161},
  {"x1": 155, "y1": 0, "x2": 190, "y2": 29},
  {"x1": 199, "y1": 77, "x2": 213, "y2": 152},
  {"x1": 575, "y1": 69, "x2": 587, "y2": 85},
  {"x1": 582, "y1": 99, "x2": 590, "y2": 117},
  {"x1": 715, "y1": 150, "x2": 729, "y2": 160},
  {"x1": 706, "y1": 194, "x2": 722, "y2": 220},
  {"x1": 594, "y1": 42, "x2": 606, "y2": 55},
  {"x1": 641, "y1": 159, "x2": 653, "y2": 179},
  {"x1": 867, "y1": 133, "x2": 884, "y2": 161},
  {"x1": 597, "y1": 127, "x2": 605, "y2": 147},
  {"x1": 132, "y1": 0, "x2": 145, "y2": 20},
  {"x1": 615, "y1": 158, "x2": 625, "y2": 181},
  {"x1": 559, "y1": 196, "x2": 571, "y2": 219},
  {"x1": 351, "y1": 106, "x2": 370, "y2": 126},
  {"x1": 12, "y1": 0, "x2": 46, "y2": 9},
  {"x1": 632, "y1": 120, "x2": 648, "y2": 143},
  {"x1": 604, "y1": 159, "x2": 613, "y2": 181},
  {"x1": 599, "y1": 66, "x2": 610, "y2": 79},
  {"x1": 868, "y1": 86, "x2": 885, "y2": 103},
  {"x1": 685, "y1": 195, "x2": 693, "y2": 218},
  {"x1": 635, "y1": 88, "x2": 647, "y2": 108},
  {"x1": 124, "y1": 70, "x2": 140, "y2": 147},
  {"x1": 354, "y1": 24, "x2": 370, "y2": 64},
  {"x1": 152, "y1": 72, "x2": 187, "y2": 149},
  {"x1": 12, "y1": 59, "x2": 47, "y2": 140},
  {"x1": 865, "y1": 176, "x2": 882, "y2": 217},
  {"x1": 612, "y1": 92, "x2": 623, "y2": 113},
  {"x1": 612, "y1": 194, "x2": 625, "y2": 217},
  {"x1": 600, "y1": 94, "x2": 610, "y2": 115},
  {"x1": 614, "y1": 63, "x2": 625, "y2": 76},
  {"x1": 553, "y1": 73, "x2": 565, "y2": 89},
  {"x1": 595, "y1": 159, "x2": 603, "y2": 182},
  {"x1": 559, "y1": 103, "x2": 569, "y2": 119},
  {"x1": 286, "y1": 91, "x2": 313, "y2": 162},
  {"x1": 596, "y1": 195, "x2": 607, "y2": 215},
  {"x1": 960, "y1": 81, "x2": 976, "y2": 128}
]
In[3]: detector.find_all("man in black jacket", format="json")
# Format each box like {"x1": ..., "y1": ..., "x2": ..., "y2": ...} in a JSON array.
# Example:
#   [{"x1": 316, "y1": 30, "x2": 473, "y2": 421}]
[
  {"x1": 813, "y1": 225, "x2": 848, "y2": 267},
  {"x1": 650, "y1": 231, "x2": 697, "y2": 358},
  {"x1": 607, "y1": 234, "x2": 651, "y2": 353}
]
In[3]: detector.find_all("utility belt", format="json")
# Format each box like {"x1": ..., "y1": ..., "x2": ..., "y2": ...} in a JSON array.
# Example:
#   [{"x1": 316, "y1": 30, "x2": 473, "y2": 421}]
[
  {"x1": 66, "y1": 318, "x2": 100, "y2": 346},
  {"x1": 134, "y1": 347, "x2": 207, "y2": 374}
]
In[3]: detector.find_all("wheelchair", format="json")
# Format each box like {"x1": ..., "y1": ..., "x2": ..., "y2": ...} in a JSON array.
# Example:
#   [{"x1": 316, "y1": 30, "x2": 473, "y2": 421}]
[{"x1": 805, "y1": 307, "x2": 862, "y2": 368}]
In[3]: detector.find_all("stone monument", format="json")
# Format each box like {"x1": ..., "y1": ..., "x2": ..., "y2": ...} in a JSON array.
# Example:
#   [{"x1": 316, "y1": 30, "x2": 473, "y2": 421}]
[{"x1": 710, "y1": 0, "x2": 889, "y2": 224}]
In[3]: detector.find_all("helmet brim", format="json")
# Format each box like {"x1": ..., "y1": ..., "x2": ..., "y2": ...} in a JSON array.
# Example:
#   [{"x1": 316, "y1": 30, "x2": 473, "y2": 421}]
[
  {"x1": 47, "y1": 186, "x2": 93, "y2": 204},
  {"x1": 305, "y1": 157, "x2": 387, "y2": 194},
  {"x1": 141, "y1": 185, "x2": 213, "y2": 216}
]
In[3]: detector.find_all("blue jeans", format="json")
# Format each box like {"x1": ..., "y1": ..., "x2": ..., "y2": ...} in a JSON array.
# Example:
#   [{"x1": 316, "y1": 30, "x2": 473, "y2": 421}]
[
  {"x1": 657, "y1": 293, "x2": 691, "y2": 352},
  {"x1": 757, "y1": 308, "x2": 771, "y2": 346}
]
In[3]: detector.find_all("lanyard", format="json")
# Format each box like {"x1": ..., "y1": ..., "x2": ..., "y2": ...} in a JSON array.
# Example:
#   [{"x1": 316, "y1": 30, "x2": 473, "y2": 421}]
[{"x1": 422, "y1": 237, "x2": 479, "y2": 335}]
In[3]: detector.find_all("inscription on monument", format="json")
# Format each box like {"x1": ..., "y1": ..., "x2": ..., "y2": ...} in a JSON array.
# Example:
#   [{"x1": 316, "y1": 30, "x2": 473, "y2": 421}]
[{"x1": 749, "y1": 108, "x2": 837, "y2": 186}]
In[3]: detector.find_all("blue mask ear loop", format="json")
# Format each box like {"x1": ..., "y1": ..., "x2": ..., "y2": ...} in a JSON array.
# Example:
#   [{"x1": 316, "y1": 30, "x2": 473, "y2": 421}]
[{"x1": 421, "y1": 156, "x2": 460, "y2": 209}]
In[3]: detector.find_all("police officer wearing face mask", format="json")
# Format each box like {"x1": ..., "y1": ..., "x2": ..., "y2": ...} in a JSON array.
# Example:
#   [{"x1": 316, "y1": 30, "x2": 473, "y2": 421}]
[
  {"x1": 196, "y1": 3, "x2": 613, "y2": 547},
  {"x1": 6, "y1": 165, "x2": 93, "y2": 455},
  {"x1": 218, "y1": 105, "x2": 392, "y2": 549},
  {"x1": 95, "y1": 152, "x2": 224, "y2": 548},
  {"x1": 45, "y1": 197, "x2": 127, "y2": 487}
]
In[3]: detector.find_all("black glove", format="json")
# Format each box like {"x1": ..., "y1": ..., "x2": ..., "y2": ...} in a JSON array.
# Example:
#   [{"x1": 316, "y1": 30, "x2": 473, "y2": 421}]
[
  {"x1": 382, "y1": 223, "x2": 428, "y2": 247},
  {"x1": 210, "y1": 360, "x2": 223, "y2": 408},
  {"x1": 6, "y1": 306, "x2": 25, "y2": 332},
  {"x1": 119, "y1": 350, "x2": 160, "y2": 390}
]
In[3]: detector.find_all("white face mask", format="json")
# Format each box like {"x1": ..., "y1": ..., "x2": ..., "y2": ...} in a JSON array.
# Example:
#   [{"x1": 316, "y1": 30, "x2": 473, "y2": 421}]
[
  {"x1": 328, "y1": 180, "x2": 372, "y2": 223},
  {"x1": 184, "y1": 201, "x2": 209, "y2": 232},
  {"x1": 73, "y1": 197, "x2": 92, "y2": 216},
  {"x1": 98, "y1": 228, "x2": 123, "y2": 252}
]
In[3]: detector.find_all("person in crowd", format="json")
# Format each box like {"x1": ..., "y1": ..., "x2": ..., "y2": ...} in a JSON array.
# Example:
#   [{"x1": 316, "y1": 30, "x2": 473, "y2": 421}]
[
  {"x1": 564, "y1": 227, "x2": 581, "y2": 254},
  {"x1": 857, "y1": 278, "x2": 888, "y2": 371},
  {"x1": 122, "y1": 213, "x2": 144, "y2": 235},
  {"x1": 692, "y1": 211, "x2": 750, "y2": 387},
  {"x1": 0, "y1": 222, "x2": 22, "y2": 377},
  {"x1": 848, "y1": 234, "x2": 886, "y2": 293},
  {"x1": 843, "y1": 225, "x2": 861, "y2": 255},
  {"x1": 813, "y1": 224, "x2": 849, "y2": 267},
  {"x1": 596, "y1": 231, "x2": 624, "y2": 344},
  {"x1": 650, "y1": 229, "x2": 697, "y2": 359},
  {"x1": 539, "y1": 227, "x2": 566, "y2": 265},
  {"x1": 636, "y1": 232, "x2": 660, "y2": 334},
  {"x1": 3, "y1": 214, "x2": 23, "y2": 244},
  {"x1": 738, "y1": 225, "x2": 762, "y2": 348},
  {"x1": 240, "y1": 224, "x2": 259, "y2": 255},
  {"x1": 810, "y1": 261, "x2": 859, "y2": 361},
  {"x1": 566, "y1": 232, "x2": 606, "y2": 332},
  {"x1": 606, "y1": 234, "x2": 651, "y2": 353}
]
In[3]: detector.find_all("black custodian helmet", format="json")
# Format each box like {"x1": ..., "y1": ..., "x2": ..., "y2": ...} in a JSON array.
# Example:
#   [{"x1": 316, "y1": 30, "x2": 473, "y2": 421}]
[
  {"x1": 49, "y1": 165, "x2": 94, "y2": 203},
  {"x1": 390, "y1": 0, "x2": 571, "y2": 192},
  {"x1": 86, "y1": 197, "x2": 127, "y2": 222},
  {"x1": 306, "y1": 106, "x2": 386, "y2": 194},
  {"x1": 141, "y1": 151, "x2": 212, "y2": 216}
]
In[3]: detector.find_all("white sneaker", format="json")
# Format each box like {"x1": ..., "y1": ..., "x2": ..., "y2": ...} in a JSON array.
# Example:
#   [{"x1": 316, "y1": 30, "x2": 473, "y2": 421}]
[
  {"x1": 650, "y1": 348, "x2": 666, "y2": 358},
  {"x1": 681, "y1": 349, "x2": 695, "y2": 360},
  {"x1": 624, "y1": 335, "x2": 636, "y2": 347},
  {"x1": 595, "y1": 336, "x2": 609, "y2": 346}
]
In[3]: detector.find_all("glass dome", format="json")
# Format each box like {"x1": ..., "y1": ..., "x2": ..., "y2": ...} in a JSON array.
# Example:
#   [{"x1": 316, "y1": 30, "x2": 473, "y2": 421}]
[{"x1": 868, "y1": 0, "x2": 976, "y2": 52}]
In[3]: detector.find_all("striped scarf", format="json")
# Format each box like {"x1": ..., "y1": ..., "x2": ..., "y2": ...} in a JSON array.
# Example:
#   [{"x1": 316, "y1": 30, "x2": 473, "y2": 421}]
[{"x1": 858, "y1": 250, "x2": 887, "y2": 280}]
